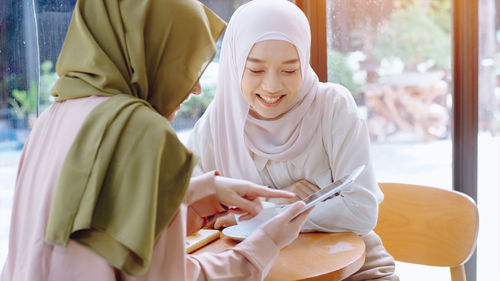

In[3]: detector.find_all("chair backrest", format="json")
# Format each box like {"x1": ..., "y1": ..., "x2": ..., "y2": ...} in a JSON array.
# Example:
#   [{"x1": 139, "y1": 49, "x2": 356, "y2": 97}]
[{"x1": 374, "y1": 183, "x2": 479, "y2": 281}]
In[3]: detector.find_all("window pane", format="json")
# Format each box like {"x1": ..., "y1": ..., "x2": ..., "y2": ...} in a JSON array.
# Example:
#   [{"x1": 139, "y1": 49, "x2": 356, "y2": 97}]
[
  {"x1": 326, "y1": 0, "x2": 452, "y2": 187},
  {"x1": 477, "y1": 0, "x2": 500, "y2": 278},
  {"x1": 0, "y1": 0, "x2": 39, "y2": 265},
  {"x1": 0, "y1": 0, "x2": 75, "y2": 266},
  {"x1": 37, "y1": 0, "x2": 75, "y2": 113},
  {"x1": 326, "y1": 0, "x2": 452, "y2": 279}
]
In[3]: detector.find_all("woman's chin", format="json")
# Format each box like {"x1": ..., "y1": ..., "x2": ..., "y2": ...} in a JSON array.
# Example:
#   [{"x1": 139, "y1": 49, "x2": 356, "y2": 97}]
[
  {"x1": 250, "y1": 107, "x2": 288, "y2": 121},
  {"x1": 167, "y1": 111, "x2": 177, "y2": 122}
]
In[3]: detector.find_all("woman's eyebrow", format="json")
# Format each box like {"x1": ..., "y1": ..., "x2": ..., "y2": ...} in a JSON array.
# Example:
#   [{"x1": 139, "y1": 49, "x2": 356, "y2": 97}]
[
  {"x1": 247, "y1": 57, "x2": 299, "y2": 64},
  {"x1": 282, "y1": 59, "x2": 299, "y2": 64},
  {"x1": 247, "y1": 57, "x2": 264, "y2": 63}
]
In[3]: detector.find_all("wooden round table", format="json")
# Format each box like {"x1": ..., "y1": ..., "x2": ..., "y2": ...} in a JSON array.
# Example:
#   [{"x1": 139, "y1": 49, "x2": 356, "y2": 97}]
[{"x1": 194, "y1": 232, "x2": 366, "y2": 281}]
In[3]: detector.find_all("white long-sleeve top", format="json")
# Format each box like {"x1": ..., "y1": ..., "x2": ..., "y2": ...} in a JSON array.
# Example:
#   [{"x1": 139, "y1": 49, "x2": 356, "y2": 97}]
[{"x1": 187, "y1": 83, "x2": 384, "y2": 235}]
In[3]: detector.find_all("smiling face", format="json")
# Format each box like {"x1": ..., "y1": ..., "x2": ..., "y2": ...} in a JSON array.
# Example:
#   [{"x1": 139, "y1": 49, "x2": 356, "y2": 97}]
[{"x1": 241, "y1": 40, "x2": 303, "y2": 120}]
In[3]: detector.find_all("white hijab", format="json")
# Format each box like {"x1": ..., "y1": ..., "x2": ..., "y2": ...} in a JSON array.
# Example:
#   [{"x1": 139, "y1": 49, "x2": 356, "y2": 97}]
[{"x1": 207, "y1": 0, "x2": 323, "y2": 183}]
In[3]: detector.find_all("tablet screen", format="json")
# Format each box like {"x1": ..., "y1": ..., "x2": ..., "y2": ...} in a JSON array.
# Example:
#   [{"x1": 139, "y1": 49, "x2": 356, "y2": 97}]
[{"x1": 299, "y1": 165, "x2": 365, "y2": 213}]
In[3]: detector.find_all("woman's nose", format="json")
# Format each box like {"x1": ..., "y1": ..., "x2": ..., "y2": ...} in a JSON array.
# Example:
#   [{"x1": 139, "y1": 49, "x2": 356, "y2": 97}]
[{"x1": 261, "y1": 72, "x2": 283, "y2": 93}]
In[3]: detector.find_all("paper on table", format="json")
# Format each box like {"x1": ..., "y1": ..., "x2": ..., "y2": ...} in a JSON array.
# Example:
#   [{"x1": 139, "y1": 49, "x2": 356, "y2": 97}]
[{"x1": 186, "y1": 229, "x2": 220, "y2": 253}]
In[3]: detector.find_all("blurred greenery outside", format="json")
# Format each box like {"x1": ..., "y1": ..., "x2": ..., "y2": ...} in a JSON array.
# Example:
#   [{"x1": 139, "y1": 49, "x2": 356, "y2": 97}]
[
  {"x1": 7, "y1": 58, "x2": 215, "y2": 131},
  {"x1": 327, "y1": 0, "x2": 452, "y2": 93},
  {"x1": 372, "y1": 2, "x2": 451, "y2": 70},
  {"x1": 172, "y1": 82, "x2": 216, "y2": 130},
  {"x1": 325, "y1": 0, "x2": 477, "y2": 141},
  {"x1": 7, "y1": 61, "x2": 57, "y2": 129}
]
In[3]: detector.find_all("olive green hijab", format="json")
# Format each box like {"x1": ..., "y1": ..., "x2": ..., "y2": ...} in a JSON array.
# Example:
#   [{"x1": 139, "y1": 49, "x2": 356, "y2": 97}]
[{"x1": 45, "y1": 0, "x2": 225, "y2": 276}]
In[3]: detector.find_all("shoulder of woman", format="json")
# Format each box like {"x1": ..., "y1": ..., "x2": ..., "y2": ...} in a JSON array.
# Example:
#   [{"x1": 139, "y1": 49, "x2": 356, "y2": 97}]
[
  {"x1": 317, "y1": 83, "x2": 367, "y2": 153},
  {"x1": 130, "y1": 105, "x2": 180, "y2": 140},
  {"x1": 318, "y1": 82, "x2": 360, "y2": 118}
]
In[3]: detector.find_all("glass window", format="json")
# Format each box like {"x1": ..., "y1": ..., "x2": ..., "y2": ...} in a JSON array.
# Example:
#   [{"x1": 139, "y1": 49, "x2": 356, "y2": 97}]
[
  {"x1": 326, "y1": 0, "x2": 452, "y2": 279},
  {"x1": 0, "y1": 0, "x2": 48, "y2": 265},
  {"x1": 327, "y1": 0, "x2": 452, "y2": 189},
  {"x1": 0, "y1": 0, "x2": 86, "y2": 266}
]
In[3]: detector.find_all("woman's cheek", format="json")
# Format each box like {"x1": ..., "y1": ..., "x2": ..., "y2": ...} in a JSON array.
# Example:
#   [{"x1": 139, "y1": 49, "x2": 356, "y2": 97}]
[
  {"x1": 288, "y1": 74, "x2": 302, "y2": 89},
  {"x1": 242, "y1": 76, "x2": 261, "y2": 93}
]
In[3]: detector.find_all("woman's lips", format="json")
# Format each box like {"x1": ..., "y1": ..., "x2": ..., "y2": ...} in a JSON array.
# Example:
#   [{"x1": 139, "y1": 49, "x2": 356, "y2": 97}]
[{"x1": 257, "y1": 94, "x2": 285, "y2": 107}]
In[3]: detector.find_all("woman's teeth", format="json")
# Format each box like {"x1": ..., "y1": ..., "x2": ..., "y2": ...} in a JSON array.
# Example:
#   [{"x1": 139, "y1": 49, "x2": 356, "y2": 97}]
[{"x1": 260, "y1": 95, "x2": 281, "y2": 104}]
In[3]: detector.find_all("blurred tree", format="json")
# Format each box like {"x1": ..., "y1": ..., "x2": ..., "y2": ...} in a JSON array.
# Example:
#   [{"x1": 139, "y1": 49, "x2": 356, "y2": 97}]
[
  {"x1": 171, "y1": 84, "x2": 216, "y2": 130},
  {"x1": 373, "y1": 2, "x2": 450, "y2": 71},
  {"x1": 428, "y1": 0, "x2": 451, "y2": 34},
  {"x1": 327, "y1": 50, "x2": 361, "y2": 99},
  {"x1": 9, "y1": 81, "x2": 37, "y2": 127},
  {"x1": 39, "y1": 60, "x2": 58, "y2": 112}
]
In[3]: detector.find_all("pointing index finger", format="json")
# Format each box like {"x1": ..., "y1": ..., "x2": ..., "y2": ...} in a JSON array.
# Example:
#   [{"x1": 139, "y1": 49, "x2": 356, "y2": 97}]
[{"x1": 260, "y1": 187, "x2": 295, "y2": 198}]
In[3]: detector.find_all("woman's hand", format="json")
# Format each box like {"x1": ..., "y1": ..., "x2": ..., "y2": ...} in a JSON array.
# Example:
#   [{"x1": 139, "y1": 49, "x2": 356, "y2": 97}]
[
  {"x1": 260, "y1": 201, "x2": 312, "y2": 249},
  {"x1": 202, "y1": 211, "x2": 236, "y2": 230},
  {"x1": 210, "y1": 212, "x2": 237, "y2": 230},
  {"x1": 267, "y1": 179, "x2": 320, "y2": 205},
  {"x1": 214, "y1": 176, "x2": 295, "y2": 221}
]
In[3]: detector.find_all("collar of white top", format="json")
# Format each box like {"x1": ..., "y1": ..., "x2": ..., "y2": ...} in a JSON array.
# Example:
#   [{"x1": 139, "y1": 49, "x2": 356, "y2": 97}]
[{"x1": 252, "y1": 150, "x2": 310, "y2": 172}]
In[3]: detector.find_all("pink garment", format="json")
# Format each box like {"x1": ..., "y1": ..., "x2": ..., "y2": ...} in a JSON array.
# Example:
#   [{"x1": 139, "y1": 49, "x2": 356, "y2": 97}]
[
  {"x1": 1, "y1": 96, "x2": 279, "y2": 281},
  {"x1": 207, "y1": 0, "x2": 323, "y2": 183}
]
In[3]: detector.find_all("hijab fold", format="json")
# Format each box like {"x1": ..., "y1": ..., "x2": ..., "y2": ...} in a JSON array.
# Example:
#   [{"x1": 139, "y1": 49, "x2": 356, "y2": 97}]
[
  {"x1": 206, "y1": 0, "x2": 322, "y2": 183},
  {"x1": 45, "y1": 0, "x2": 225, "y2": 276}
]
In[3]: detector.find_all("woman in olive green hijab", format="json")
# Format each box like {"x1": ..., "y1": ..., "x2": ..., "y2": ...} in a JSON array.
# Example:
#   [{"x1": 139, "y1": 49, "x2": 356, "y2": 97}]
[{"x1": 1, "y1": 0, "x2": 312, "y2": 280}]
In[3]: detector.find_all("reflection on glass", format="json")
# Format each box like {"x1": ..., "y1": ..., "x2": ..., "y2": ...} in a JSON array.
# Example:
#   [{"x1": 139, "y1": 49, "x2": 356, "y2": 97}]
[
  {"x1": 326, "y1": 0, "x2": 452, "y2": 189},
  {"x1": 0, "y1": 0, "x2": 75, "y2": 267},
  {"x1": 36, "y1": 1, "x2": 75, "y2": 113},
  {"x1": 0, "y1": 0, "x2": 41, "y2": 266}
]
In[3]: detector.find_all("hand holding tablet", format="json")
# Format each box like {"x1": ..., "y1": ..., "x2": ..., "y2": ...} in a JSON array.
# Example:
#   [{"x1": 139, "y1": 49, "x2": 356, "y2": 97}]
[
  {"x1": 223, "y1": 165, "x2": 366, "y2": 241},
  {"x1": 290, "y1": 164, "x2": 365, "y2": 215}
]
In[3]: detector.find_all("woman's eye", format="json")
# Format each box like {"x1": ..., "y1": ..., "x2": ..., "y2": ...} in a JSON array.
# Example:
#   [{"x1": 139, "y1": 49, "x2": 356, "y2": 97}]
[
  {"x1": 283, "y1": 69, "x2": 297, "y2": 74},
  {"x1": 249, "y1": 69, "x2": 264, "y2": 74}
]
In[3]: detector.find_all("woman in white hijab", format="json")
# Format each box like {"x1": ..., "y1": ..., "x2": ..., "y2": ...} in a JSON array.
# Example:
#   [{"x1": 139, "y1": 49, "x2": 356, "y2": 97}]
[{"x1": 187, "y1": 0, "x2": 398, "y2": 280}]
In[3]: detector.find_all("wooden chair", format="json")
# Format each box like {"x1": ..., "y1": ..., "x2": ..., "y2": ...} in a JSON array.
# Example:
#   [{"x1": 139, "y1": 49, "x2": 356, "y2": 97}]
[{"x1": 374, "y1": 183, "x2": 479, "y2": 281}]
